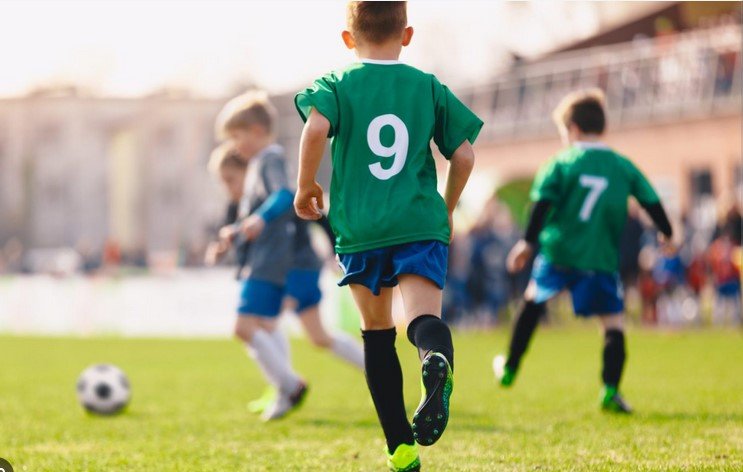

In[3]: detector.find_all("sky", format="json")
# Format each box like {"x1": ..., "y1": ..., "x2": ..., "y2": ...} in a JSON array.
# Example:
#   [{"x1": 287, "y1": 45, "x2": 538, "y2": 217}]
[{"x1": 0, "y1": 1, "x2": 624, "y2": 98}]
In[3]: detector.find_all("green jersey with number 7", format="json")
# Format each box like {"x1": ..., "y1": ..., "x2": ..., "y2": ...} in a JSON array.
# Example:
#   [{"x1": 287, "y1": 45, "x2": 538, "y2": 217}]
[
  {"x1": 531, "y1": 142, "x2": 660, "y2": 273},
  {"x1": 295, "y1": 61, "x2": 483, "y2": 254}
]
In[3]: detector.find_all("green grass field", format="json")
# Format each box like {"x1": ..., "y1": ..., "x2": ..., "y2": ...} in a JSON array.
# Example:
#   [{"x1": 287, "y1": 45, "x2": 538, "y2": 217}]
[{"x1": 1, "y1": 328, "x2": 741, "y2": 471}]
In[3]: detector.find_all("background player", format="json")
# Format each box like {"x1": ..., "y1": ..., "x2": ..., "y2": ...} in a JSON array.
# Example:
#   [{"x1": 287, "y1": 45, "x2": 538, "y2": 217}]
[
  {"x1": 494, "y1": 89, "x2": 674, "y2": 414},
  {"x1": 205, "y1": 142, "x2": 365, "y2": 415},
  {"x1": 213, "y1": 91, "x2": 308, "y2": 421},
  {"x1": 293, "y1": 2, "x2": 482, "y2": 470}
]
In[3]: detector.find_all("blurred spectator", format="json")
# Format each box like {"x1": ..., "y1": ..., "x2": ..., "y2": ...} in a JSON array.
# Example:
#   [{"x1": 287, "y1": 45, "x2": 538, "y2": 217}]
[
  {"x1": 638, "y1": 246, "x2": 660, "y2": 324},
  {"x1": 707, "y1": 231, "x2": 742, "y2": 325},
  {"x1": 466, "y1": 199, "x2": 518, "y2": 324},
  {"x1": 442, "y1": 234, "x2": 472, "y2": 324},
  {"x1": 715, "y1": 200, "x2": 742, "y2": 245},
  {"x1": 619, "y1": 202, "x2": 644, "y2": 289}
]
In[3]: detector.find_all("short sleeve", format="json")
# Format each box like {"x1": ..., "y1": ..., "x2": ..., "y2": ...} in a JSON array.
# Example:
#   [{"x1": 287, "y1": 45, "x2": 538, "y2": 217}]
[
  {"x1": 295, "y1": 74, "x2": 339, "y2": 137},
  {"x1": 530, "y1": 159, "x2": 562, "y2": 202},
  {"x1": 262, "y1": 155, "x2": 289, "y2": 195},
  {"x1": 432, "y1": 77, "x2": 484, "y2": 158},
  {"x1": 625, "y1": 159, "x2": 660, "y2": 205}
]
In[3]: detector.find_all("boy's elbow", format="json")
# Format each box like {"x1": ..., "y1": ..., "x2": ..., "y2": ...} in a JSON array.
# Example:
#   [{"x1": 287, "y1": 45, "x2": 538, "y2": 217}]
[
  {"x1": 305, "y1": 110, "x2": 331, "y2": 139},
  {"x1": 451, "y1": 141, "x2": 475, "y2": 169}
]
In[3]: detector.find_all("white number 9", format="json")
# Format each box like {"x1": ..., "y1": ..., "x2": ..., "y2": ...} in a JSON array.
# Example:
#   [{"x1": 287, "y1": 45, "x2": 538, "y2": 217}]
[{"x1": 367, "y1": 114, "x2": 409, "y2": 180}]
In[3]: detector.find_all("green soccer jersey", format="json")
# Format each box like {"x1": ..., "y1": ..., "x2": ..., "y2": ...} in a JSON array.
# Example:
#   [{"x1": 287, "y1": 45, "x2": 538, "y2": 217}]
[
  {"x1": 295, "y1": 60, "x2": 483, "y2": 254},
  {"x1": 531, "y1": 143, "x2": 660, "y2": 273}
]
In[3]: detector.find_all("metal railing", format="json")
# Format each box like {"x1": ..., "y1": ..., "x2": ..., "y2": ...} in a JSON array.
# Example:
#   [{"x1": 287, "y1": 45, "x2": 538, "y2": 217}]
[{"x1": 460, "y1": 24, "x2": 742, "y2": 142}]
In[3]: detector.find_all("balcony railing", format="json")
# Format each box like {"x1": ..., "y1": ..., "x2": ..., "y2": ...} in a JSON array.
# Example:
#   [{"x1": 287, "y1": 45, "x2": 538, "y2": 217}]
[{"x1": 460, "y1": 24, "x2": 742, "y2": 142}]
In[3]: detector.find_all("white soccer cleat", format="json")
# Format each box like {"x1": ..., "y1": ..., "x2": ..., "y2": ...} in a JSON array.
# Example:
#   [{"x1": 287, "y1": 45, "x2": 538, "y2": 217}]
[
  {"x1": 261, "y1": 394, "x2": 293, "y2": 421},
  {"x1": 260, "y1": 382, "x2": 308, "y2": 422},
  {"x1": 492, "y1": 354, "x2": 506, "y2": 381}
]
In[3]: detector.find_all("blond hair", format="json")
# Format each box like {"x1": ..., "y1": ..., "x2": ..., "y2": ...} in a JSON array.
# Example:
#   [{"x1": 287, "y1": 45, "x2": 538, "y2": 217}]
[
  {"x1": 214, "y1": 90, "x2": 277, "y2": 140},
  {"x1": 552, "y1": 88, "x2": 607, "y2": 134},
  {"x1": 207, "y1": 142, "x2": 247, "y2": 175}
]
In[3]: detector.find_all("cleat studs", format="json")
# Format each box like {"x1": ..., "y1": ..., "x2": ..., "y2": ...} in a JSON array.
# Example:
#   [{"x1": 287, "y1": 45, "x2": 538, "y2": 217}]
[
  {"x1": 437, "y1": 414, "x2": 443, "y2": 419},
  {"x1": 423, "y1": 371, "x2": 428, "y2": 377},
  {"x1": 439, "y1": 372, "x2": 445, "y2": 378},
  {"x1": 439, "y1": 362, "x2": 445, "y2": 368},
  {"x1": 425, "y1": 416, "x2": 431, "y2": 422},
  {"x1": 413, "y1": 432, "x2": 418, "y2": 438},
  {"x1": 433, "y1": 429, "x2": 439, "y2": 435}
]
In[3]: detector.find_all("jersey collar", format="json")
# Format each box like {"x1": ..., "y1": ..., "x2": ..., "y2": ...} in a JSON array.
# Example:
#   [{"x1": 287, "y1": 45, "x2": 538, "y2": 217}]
[
  {"x1": 573, "y1": 141, "x2": 610, "y2": 150},
  {"x1": 359, "y1": 58, "x2": 402, "y2": 65}
]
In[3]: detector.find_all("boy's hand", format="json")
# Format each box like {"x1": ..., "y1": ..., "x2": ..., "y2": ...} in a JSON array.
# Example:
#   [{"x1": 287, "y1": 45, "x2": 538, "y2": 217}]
[
  {"x1": 507, "y1": 239, "x2": 534, "y2": 273},
  {"x1": 658, "y1": 234, "x2": 677, "y2": 256},
  {"x1": 295, "y1": 181, "x2": 324, "y2": 220},
  {"x1": 241, "y1": 215, "x2": 266, "y2": 241},
  {"x1": 218, "y1": 225, "x2": 237, "y2": 245},
  {"x1": 204, "y1": 241, "x2": 228, "y2": 266}
]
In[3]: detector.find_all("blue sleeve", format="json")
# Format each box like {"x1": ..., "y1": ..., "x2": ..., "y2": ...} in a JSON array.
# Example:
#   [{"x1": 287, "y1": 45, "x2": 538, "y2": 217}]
[{"x1": 255, "y1": 188, "x2": 294, "y2": 223}]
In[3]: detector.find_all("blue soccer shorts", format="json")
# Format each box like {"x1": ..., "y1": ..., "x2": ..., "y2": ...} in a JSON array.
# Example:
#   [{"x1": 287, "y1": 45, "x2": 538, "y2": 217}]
[
  {"x1": 530, "y1": 254, "x2": 624, "y2": 316},
  {"x1": 238, "y1": 269, "x2": 322, "y2": 317},
  {"x1": 337, "y1": 240, "x2": 448, "y2": 296}
]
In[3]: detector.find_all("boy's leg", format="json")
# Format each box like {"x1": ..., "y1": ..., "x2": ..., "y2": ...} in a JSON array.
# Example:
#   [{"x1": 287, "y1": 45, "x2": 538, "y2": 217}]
[
  {"x1": 297, "y1": 305, "x2": 365, "y2": 369},
  {"x1": 398, "y1": 274, "x2": 452, "y2": 368},
  {"x1": 598, "y1": 314, "x2": 632, "y2": 413},
  {"x1": 398, "y1": 274, "x2": 453, "y2": 446},
  {"x1": 505, "y1": 282, "x2": 546, "y2": 373},
  {"x1": 599, "y1": 314, "x2": 626, "y2": 388},
  {"x1": 235, "y1": 315, "x2": 302, "y2": 395},
  {"x1": 350, "y1": 284, "x2": 415, "y2": 454}
]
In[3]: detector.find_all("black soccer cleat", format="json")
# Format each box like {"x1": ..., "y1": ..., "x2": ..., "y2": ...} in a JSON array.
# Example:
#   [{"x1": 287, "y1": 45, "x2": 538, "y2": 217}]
[{"x1": 411, "y1": 352, "x2": 453, "y2": 446}]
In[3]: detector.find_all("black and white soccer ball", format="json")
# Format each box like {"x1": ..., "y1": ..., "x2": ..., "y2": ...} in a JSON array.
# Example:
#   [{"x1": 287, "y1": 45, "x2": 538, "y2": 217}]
[{"x1": 76, "y1": 364, "x2": 131, "y2": 415}]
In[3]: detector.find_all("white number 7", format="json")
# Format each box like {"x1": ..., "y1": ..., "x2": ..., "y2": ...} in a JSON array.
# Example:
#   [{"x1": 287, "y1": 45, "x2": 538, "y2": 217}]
[
  {"x1": 367, "y1": 114, "x2": 409, "y2": 180},
  {"x1": 578, "y1": 174, "x2": 608, "y2": 221}
]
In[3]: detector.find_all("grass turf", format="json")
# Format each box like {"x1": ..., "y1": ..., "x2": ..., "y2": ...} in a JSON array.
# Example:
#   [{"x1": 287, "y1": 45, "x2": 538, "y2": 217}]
[{"x1": 0, "y1": 329, "x2": 741, "y2": 471}]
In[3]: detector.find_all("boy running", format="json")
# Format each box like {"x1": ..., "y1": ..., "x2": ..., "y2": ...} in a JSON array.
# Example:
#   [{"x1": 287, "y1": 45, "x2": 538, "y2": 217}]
[
  {"x1": 206, "y1": 142, "x2": 365, "y2": 416},
  {"x1": 213, "y1": 91, "x2": 308, "y2": 421},
  {"x1": 493, "y1": 89, "x2": 674, "y2": 414},
  {"x1": 294, "y1": 2, "x2": 482, "y2": 470}
]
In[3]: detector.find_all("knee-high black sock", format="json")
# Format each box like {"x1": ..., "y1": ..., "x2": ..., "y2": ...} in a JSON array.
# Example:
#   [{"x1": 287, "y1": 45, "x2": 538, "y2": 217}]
[
  {"x1": 406, "y1": 314, "x2": 454, "y2": 370},
  {"x1": 362, "y1": 328, "x2": 414, "y2": 452},
  {"x1": 602, "y1": 329, "x2": 626, "y2": 388},
  {"x1": 506, "y1": 301, "x2": 545, "y2": 371}
]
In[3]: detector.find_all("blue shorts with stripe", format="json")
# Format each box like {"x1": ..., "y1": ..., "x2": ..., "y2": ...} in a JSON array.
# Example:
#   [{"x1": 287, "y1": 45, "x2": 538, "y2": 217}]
[
  {"x1": 238, "y1": 269, "x2": 322, "y2": 317},
  {"x1": 337, "y1": 240, "x2": 448, "y2": 296},
  {"x1": 530, "y1": 255, "x2": 624, "y2": 316}
]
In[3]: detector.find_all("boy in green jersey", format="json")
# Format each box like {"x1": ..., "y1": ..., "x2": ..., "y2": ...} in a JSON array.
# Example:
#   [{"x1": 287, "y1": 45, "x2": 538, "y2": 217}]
[
  {"x1": 494, "y1": 89, "x2": 674, "y2": 414},
  {"x1": 294, "y1": 2, "x2": 482, "y2": 470}
]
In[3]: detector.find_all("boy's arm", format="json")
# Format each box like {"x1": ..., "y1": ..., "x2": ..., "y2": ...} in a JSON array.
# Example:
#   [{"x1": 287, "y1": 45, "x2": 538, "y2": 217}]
[
  {"x1": 295, "y1": 108, "x2": 329, "y2": 220},
  {"x1": 640, "y1": 202, "x2": 674, "y2": 252},
  {"x1": 627, "y1": 159, "x2": 674, "y2": 244},
  {"x1": 506, "y1": 200, "x2": 551, "y2": 273},
  {"x1": 443, "y1": 140, "x2": 476, "y2": 237}
]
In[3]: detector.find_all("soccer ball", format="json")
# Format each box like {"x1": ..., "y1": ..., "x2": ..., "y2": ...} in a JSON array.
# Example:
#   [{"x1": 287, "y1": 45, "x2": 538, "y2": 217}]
[{"x1": 76, "y1": 364, "x2": 131, "y2": 415}]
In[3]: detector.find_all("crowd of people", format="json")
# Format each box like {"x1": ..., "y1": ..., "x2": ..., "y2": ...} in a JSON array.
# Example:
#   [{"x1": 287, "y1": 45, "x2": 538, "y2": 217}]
[{"x1": 443, "y1": 196, "x2": 742, "y2": 327}]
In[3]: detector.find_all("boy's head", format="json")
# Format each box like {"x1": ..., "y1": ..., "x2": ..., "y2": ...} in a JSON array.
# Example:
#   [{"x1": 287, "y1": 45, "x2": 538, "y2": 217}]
[
  {"x1": 552, "y1": 89, "x2": 607, "y2": 144},
  {"x1": 208, "y1": 142, "x2": 247, "y2": 202},
  {"x1": 214, "y1": 90, "x2": 277, "y2": 161},
  {"x1": 343, "y1": 2, "x2": 412, "y2": 53}
]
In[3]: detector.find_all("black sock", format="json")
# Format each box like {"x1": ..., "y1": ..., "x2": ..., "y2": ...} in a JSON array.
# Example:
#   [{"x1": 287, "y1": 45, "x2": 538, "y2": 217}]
[
  {"x1": 362, "y1": 328, "x2": 414, "y2": 452},
  {"x1": 602, "y1": 328, "x2": 626, "y2": 388},
  {"x1": 406, "y1": 314, "x2": 454, "y2": 370},
  {"x1": 506, "y1": 301, "x2": 545, "y2": 371}
]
